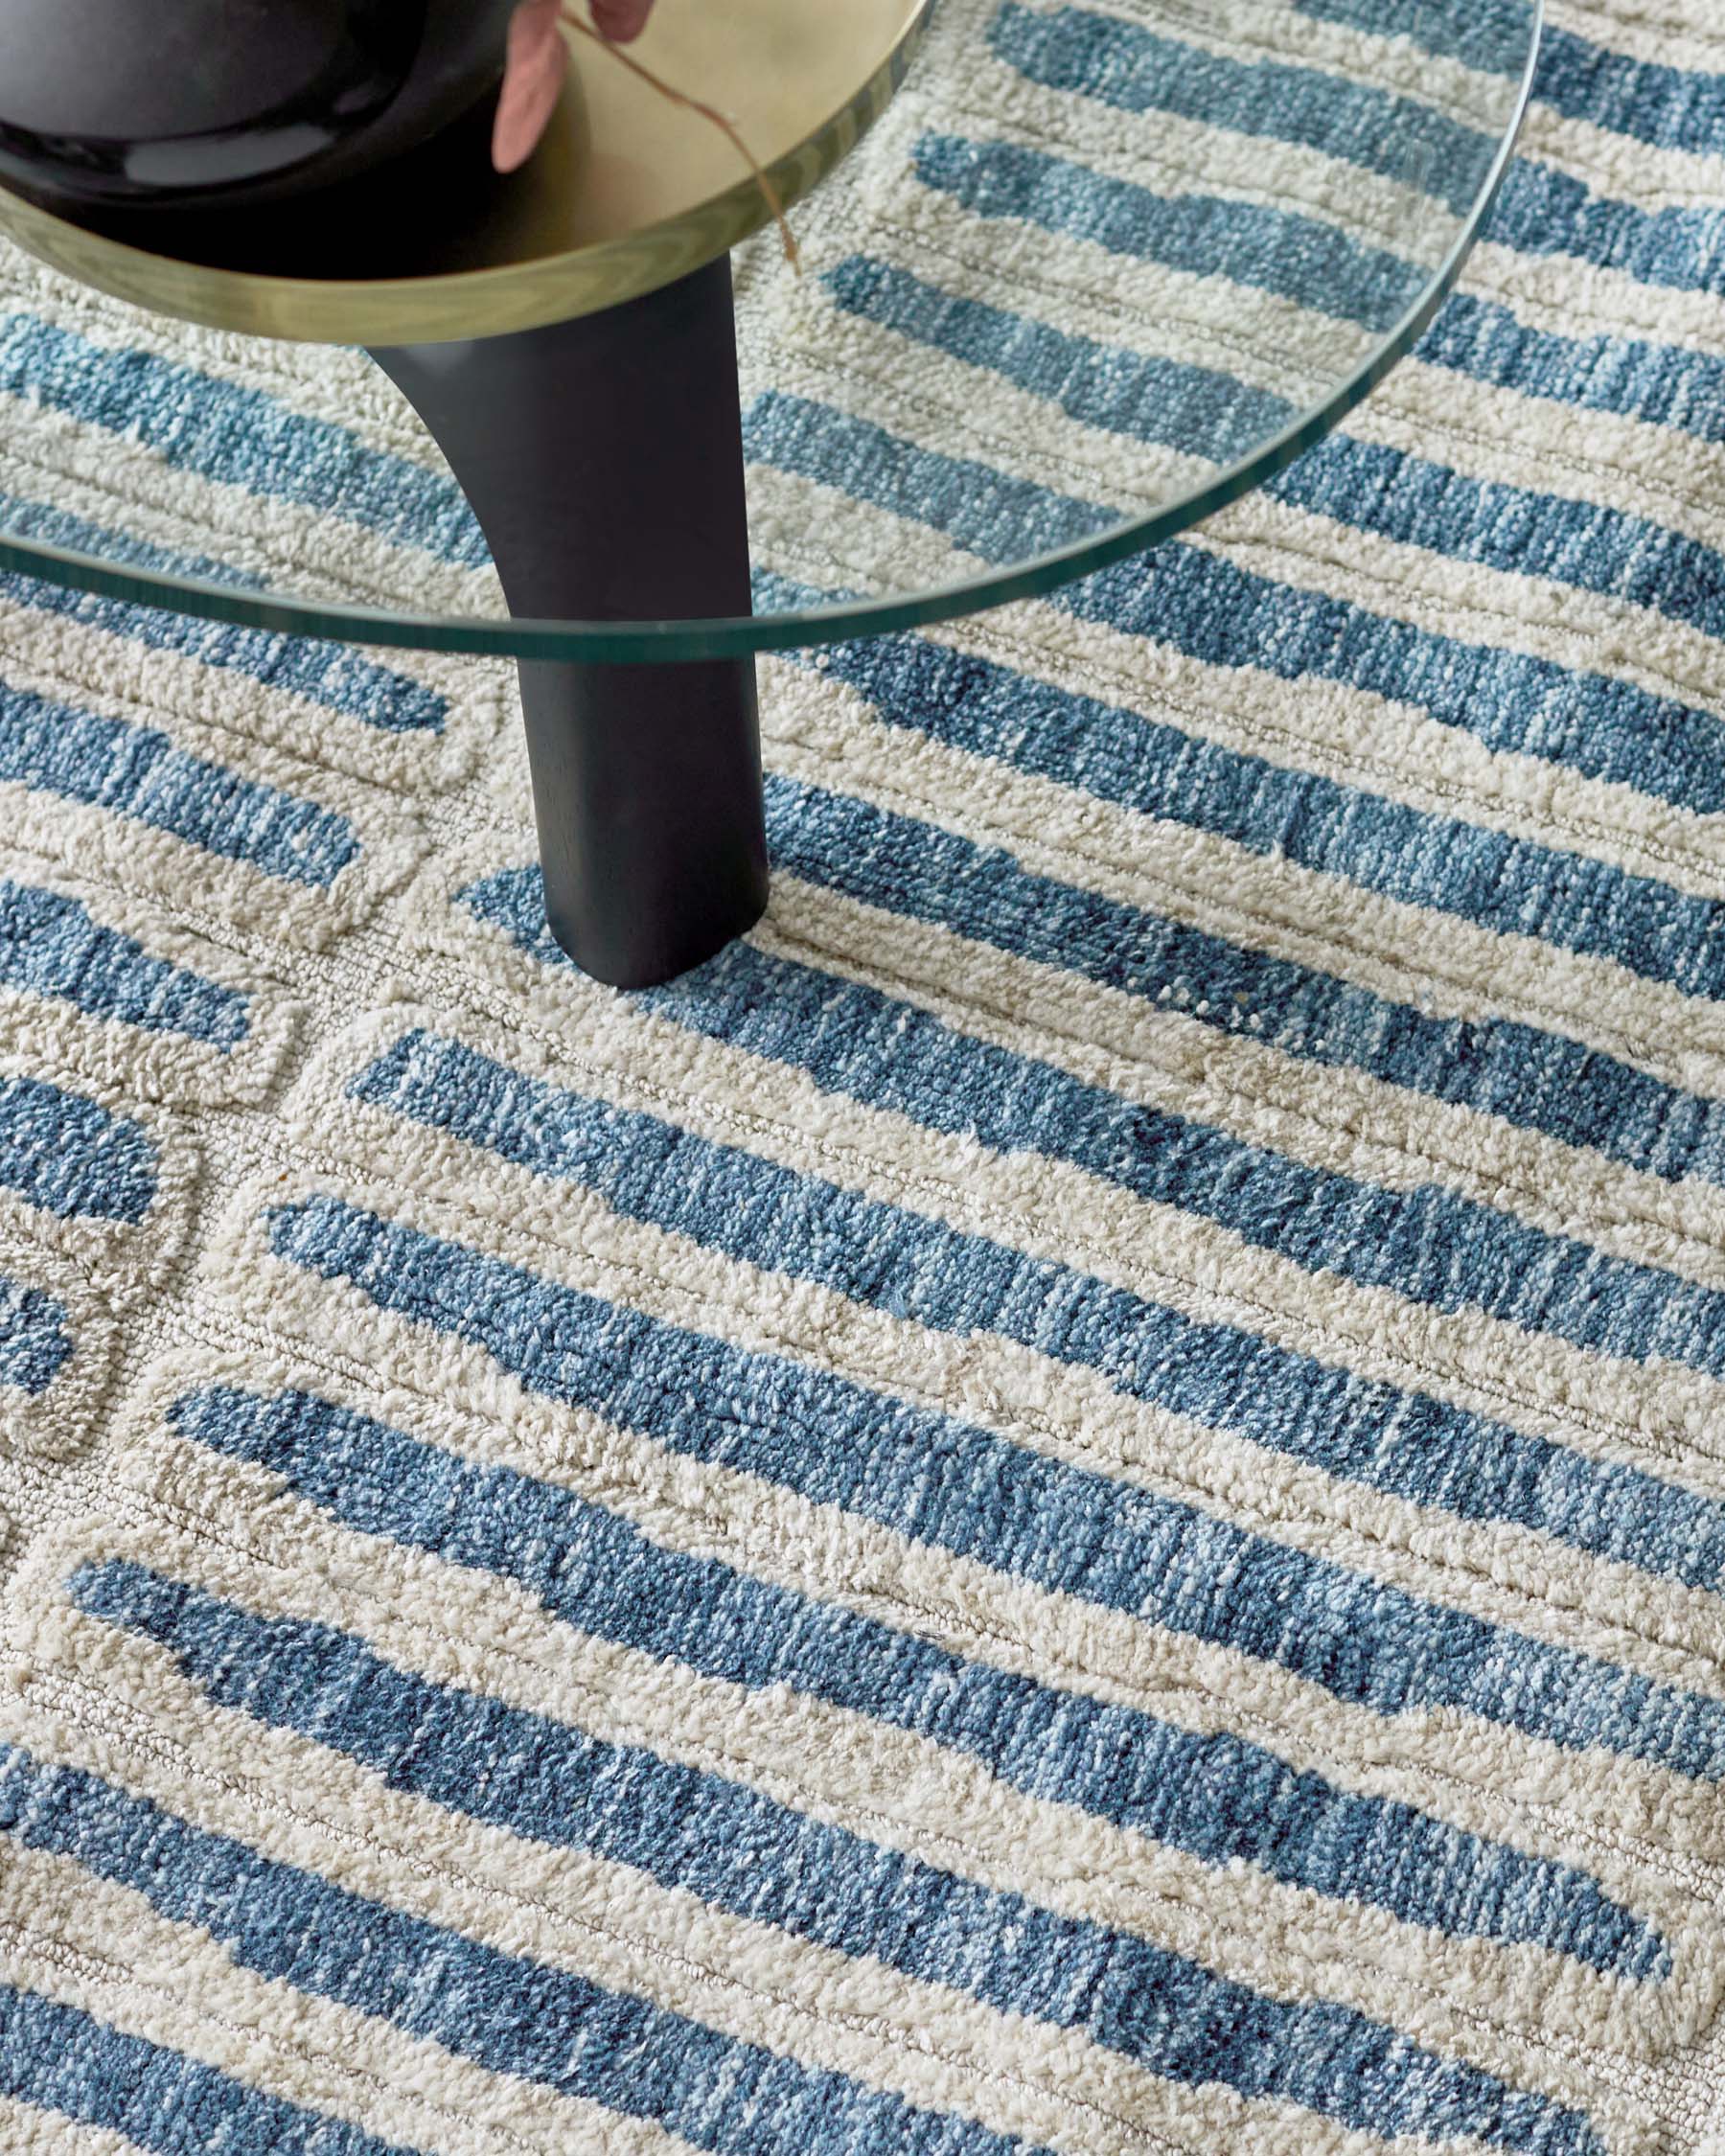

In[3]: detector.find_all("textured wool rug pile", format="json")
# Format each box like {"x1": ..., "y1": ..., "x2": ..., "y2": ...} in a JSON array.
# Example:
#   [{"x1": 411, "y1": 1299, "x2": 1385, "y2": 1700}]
[{"x1": 0, "y1": 0, "x2": 1721, "y2": 2150}]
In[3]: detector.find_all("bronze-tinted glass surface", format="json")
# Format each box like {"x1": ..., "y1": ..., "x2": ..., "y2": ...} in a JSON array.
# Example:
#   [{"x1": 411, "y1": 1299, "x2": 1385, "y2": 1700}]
[{"x1": 0, "y1": 0, "x2": 930, "y2": 340}]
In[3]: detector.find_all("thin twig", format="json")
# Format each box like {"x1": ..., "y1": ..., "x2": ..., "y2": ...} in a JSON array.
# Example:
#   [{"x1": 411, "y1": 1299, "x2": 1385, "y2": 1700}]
[{"x1": 562, "y1": 7, "x2": 802, "y2": 270}]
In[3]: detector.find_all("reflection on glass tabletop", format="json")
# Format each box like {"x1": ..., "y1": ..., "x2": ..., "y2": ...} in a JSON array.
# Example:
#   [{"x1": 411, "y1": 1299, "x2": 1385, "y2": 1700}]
[{"x1": 0, "y1": 0, "x2": 1540, "y2": 661}]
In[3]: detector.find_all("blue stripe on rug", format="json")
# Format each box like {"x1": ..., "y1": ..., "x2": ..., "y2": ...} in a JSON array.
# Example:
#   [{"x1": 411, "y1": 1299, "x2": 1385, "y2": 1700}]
[
  {"x1": 1265, "y1": 433, "x2": 1725, "y2": 640},
  {"x1": 167, "y1": 1378, "x2": 1671, "y2": 1982},
  {"x1": 1292, "y1": 0, "x2": 1555, "y2": 80},
  {"x1": 0, "y1": 682, "x2": 359, "y2": 888},
  {"x1": 0, "y1": 1743, "x2": 1053, "y2": 2156},
  {"x1": 1062, "y1": 538, "x2": 1725, "y2": 817},
  {"x1": 474, "y1": 832, "x2": 1725, "y2": 1199},
  {"x1": 749, "y1": 376, "x2": 1725, "y2": 715},
  {"x1": 472, "y1": 844, "x2": 1725, "y2": 1212},
  {"x1": 356, "y1": 1019, "x2": 1725, "y2": 1403},
  {"x1": 922, "y1": 122, "x2": 1725, "y2": 307},
  {"x1": 1481, "y1": 157, "x2": 1725, "y2": 295},
  {"x1": 989, "y1": 3, "x2": 1497, "y2": 215},
  {"x1": 62, "y1": 1562, "x2": 1615, "y2": 2156},
  {"x1": 0, "y1": 488, "x2": 273, "y2": 588},
  {"x1": 744, "y1": 391, "x2": 1114, "y2": 560},
  {"x1": 766, "y1": 767, "x2": 1725, "y2": 1170},
  {"x1": 0, "y1": 491, "x2": 447, "y2": 735},
  {"x1": 0, "y1": 1984, "x2": 418, "y2": 2156},
  {"x1": 0, "y1": 1275, "x2": 71, "y2": 1395},
  {"x1": 673, "y1": 919, "x2": 1725, "y2": 1209},
  {"x1": 765, "y1": 614, "x2": 1725, "y2": 1006},
  {"x1": 1533, "y1": 24, "x2": 1725, "y2": 154},
  {"x1": 1415, "y1": 290, "x2": 1725, "y2": 447},
  {"x1": 0, "y1": 1074, "x2": 154, "y2": 1224},
  {"x1": 911, "y1": 134, "x2": 1428, "y2": 331},
  {"x1": 823, "y1": 256, "x2": 1294, "y2": 463},
  {"x1": 0, "y1": 316, "x2": 489, "y2": 569},
  {"x1": 0, "y1": 880, "x2": 248, "y2": 1048},
  {"x1": 264, "y1": 1192, "x2": 1725, "y2": 1787}
]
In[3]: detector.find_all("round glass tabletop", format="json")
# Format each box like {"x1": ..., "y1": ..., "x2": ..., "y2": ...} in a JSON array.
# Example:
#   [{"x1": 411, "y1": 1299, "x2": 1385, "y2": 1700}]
[{"x1": 0, "y1": 0, "x2": 1540, "y2": 663}]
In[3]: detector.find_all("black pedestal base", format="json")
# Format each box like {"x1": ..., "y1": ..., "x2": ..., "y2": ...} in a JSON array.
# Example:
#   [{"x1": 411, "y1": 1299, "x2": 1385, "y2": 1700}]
[{"x1": 371, "y1": 257, "x2": 768, "y2": 990}]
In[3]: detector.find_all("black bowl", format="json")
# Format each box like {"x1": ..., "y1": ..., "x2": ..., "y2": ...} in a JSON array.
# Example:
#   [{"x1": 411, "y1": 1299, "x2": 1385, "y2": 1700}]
[{"x1": 0, "y1": 0, "x2": 519, "y2": 214}]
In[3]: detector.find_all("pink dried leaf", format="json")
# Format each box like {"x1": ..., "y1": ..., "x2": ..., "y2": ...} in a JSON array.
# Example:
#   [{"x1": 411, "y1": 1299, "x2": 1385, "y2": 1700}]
[
  {"x1": 493, "y1": 0, "x2": 572, "y2": 172},
  {"x1": 494, "y1": 0, "x2": 657, "y2": 173}
]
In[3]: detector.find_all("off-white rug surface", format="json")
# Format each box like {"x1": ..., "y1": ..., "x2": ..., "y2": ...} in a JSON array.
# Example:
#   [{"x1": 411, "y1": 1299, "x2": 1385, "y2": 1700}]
[{"x1": 0, "y1": 1, "x2": 1720, "y2": 2150}]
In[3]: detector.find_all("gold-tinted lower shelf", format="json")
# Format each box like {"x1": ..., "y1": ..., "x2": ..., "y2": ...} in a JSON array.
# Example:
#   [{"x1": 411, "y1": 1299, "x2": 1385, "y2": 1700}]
[{"x1": 0, "y1": 0, "x2": 930, "y2": 343}]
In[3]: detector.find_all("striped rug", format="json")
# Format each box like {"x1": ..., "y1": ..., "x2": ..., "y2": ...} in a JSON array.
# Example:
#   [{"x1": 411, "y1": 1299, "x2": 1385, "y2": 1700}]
[{"x1": 0, "y1": 0, "x2": 1722, "y2": 2149}]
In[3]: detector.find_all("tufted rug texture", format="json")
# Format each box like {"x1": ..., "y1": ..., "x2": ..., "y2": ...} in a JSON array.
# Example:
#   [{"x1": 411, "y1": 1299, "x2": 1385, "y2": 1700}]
[{"x1": 0, "y1": 0, "x2": 1723, "y2": 2151}]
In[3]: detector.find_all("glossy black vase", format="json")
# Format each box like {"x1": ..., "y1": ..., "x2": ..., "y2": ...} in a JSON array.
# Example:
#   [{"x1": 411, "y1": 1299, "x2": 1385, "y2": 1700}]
[{"x1": 0, "y1": 0, "x2": 518, "y2": 214}]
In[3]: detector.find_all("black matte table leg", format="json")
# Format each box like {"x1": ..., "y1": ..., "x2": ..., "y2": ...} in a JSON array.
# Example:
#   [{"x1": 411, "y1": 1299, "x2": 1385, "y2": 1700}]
[{"x1": 370, "y1": 257, "x2": 767, "y2": 989}]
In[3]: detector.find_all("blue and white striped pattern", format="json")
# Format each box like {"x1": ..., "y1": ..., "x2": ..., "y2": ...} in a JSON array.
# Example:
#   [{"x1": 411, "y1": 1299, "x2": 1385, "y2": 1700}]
[
  {"x1": 0, "y1": 300, "x2": 504, "y2": 944},
  {"x1": 0, "y1": 1237, "x2": 114, "y2": 1460},
  {"x1": 0, "y1": 1047, "x2": 196, "y2": 1308},
  {"x1": 5, "y1": 0, "x2": 1725, "y2": 2152},
  {"x1": 0, "y1": 867, "x2": 300, "y2": 1105},
  {"x1": 0, "y1": 1277, "x2": 70, "y2": 1399}
]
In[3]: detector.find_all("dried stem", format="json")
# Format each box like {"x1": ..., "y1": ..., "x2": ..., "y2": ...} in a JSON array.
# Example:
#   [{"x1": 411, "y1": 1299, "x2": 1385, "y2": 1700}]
[{"x1": 561, "y1": 7, "x2": 802, "y2": 270}]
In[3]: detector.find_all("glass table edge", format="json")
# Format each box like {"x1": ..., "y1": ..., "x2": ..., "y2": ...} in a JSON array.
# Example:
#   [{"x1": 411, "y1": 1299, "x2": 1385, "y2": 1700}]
[{"x1": 0, "y1": 0, "x2": 1544, "y2": 665}]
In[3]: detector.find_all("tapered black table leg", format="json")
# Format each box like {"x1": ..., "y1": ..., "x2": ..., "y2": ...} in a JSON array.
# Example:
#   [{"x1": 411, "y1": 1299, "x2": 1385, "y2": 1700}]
[{"x1": 370, "y1": 256, "x2": 768, "y2": 989}]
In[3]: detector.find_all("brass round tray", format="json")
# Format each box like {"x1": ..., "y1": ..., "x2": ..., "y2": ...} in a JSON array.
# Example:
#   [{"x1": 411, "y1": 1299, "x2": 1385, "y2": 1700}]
[{"x1": 0, "y1": 0, "x2": 931, "y2": 344}]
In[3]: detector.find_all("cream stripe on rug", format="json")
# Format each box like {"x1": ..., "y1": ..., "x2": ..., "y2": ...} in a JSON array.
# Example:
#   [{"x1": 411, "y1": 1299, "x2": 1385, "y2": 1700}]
[{"x1": 2, "y1": 0, "x2": 1725, "y2": 2150}]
